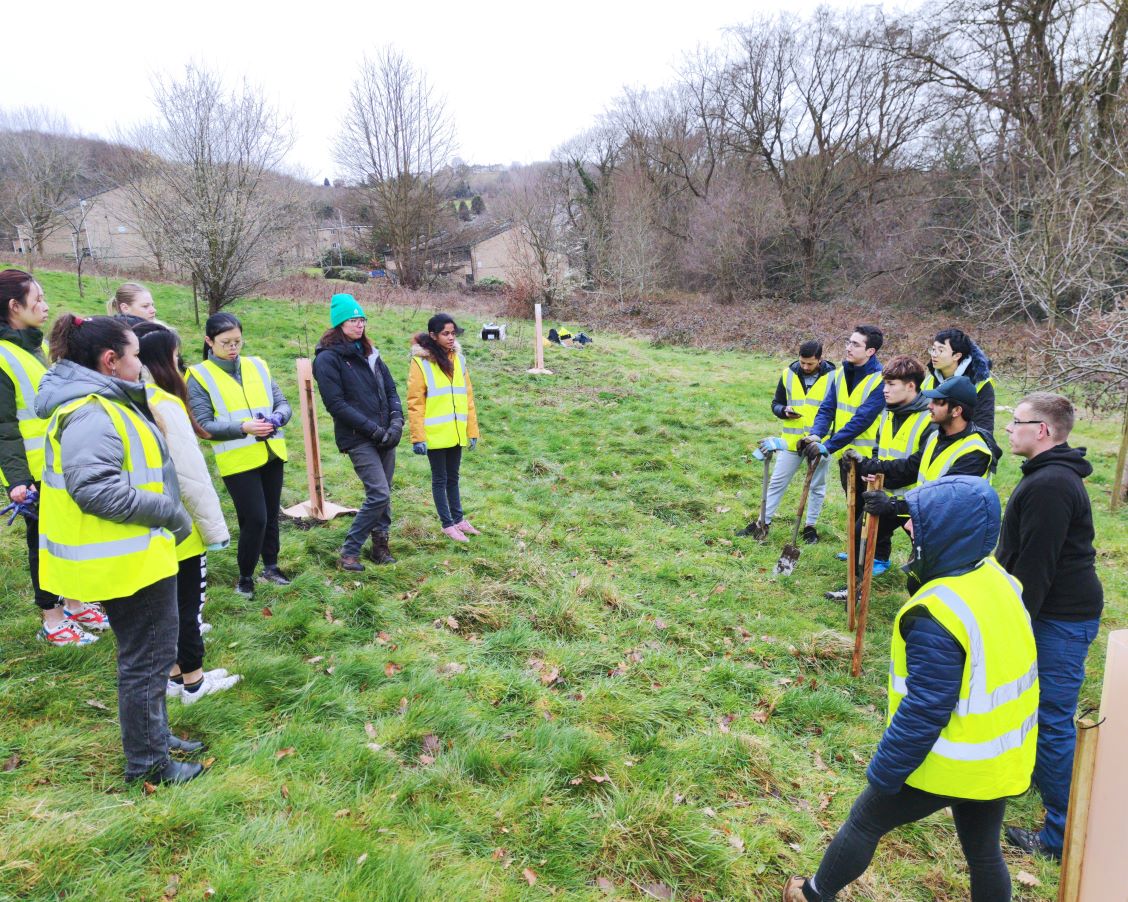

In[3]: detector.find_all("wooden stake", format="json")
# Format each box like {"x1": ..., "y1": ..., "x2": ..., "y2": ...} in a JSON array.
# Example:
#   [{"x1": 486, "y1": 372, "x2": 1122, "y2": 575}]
[
  {"x1": 851, "y1": 473, "x2": 884, "y2": 677},
  {"x1": 282, "y1": 357, "x2": 357, "y2": 521},
  {"x1": 846, "y1": 458, "x2": 858, "y2": 630},
  {"x1": 527, "y1": 302, "x2": 552, "y2": 375},
  {"x1": 1059, "y1": 718, "x2": 1098, "y2": 902}
]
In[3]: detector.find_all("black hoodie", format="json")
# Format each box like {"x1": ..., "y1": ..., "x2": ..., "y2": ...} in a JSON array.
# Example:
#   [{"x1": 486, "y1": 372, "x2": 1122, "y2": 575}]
[
  {"x1": 995, "y1": 444, "x2": 1103, "y2": 621},
  {"x1": 0, "y1": 323, "x2": 47, "y2": 490}
]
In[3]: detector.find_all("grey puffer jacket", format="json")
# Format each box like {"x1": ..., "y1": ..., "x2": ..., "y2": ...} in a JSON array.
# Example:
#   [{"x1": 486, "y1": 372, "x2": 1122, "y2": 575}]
[
  {"x1": 34, "y1": 360, "x2": 192, "y2": 541},
  {"x1": 187, "y1": 352, "x2": 292, "y2": 441}
]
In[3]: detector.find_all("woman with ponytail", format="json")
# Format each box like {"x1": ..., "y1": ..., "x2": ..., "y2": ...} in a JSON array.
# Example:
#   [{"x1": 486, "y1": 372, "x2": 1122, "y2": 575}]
[
  {"x1": 135, "y1": 322, "x2": 239, "y2": 704},
  {"x1": 407, "y1": 313, "x2": 481, "y2": 542},
  {"x1": 35, "y1": 313, "x2": 203, "y2": 785},
  {"x1": 1, "y1": 269, "x2": 109, "y2": 644},
  {"x1": 107, "y1": 282, "x2": 158, "y2": 324}
]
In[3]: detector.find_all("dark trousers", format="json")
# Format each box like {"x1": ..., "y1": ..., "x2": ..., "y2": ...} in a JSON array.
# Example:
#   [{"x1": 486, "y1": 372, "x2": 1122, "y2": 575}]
[
  {"x1": 343, "y1": 443, "x2": 396, "y2": 556},
  {"x1": 851, "y1": 509, "x2": 904, "y2": 564},
  {"x1": 222, "y1": 457, "x2": 285, "y2": 578},
  {"x1": 175, "y1": 553, "x2": 207, "y2": 674},
  {"x1": 808, "y1": 784, "x2": 1010, "y2": 901},
  {"x1": 427, "y1": 446, "x2": 463, "y2": 528},
  {"x1": 1031, "y1": 616, "x2": 1100, "y2": 852},
  {"x1": 24, "y1": 511, "x2": 61, "y2": 610},
  {"x1": 102, "y1": 575, "x2": 178, "y2": 779}
]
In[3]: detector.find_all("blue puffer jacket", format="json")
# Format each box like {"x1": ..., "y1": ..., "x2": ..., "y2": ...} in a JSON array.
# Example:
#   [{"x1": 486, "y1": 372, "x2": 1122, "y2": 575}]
[{"x1": 866, "y1": 476, "x2": 1002, "y2": 794}]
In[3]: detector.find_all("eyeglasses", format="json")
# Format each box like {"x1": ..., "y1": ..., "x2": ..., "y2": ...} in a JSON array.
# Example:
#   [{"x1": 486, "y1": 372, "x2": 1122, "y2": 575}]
[
  {"x1": 215, "y1": 339, "x2": 243, "y2": 350},
  {"x1": 846, "y1": 339, "x2": 866, "y2": 349},
  {"x1": 1009, "y1": 419, "x2": 1044, "y2": 427}
]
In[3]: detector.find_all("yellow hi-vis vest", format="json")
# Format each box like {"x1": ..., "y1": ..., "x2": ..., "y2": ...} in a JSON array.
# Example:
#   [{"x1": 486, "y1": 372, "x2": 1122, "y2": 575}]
[
  {"x1": 187, "y1": 357, "x2": 288, "y2": 477},
  {"x1": 922, "y1": 371, "x2": 994, "y2": 394},
  {"x1": 918, "y1": 430, "x2": 991, "y2": 484},
  {"x1": 779, "y1": 365, "x2": 833, "y2": 451},
  {"x1": 39, "y1": 395, "x2": 178, "y2": 601},
  {"x1": 889, "y1": 557, "x2": 1038, "y2": 799},
  {"x1": 413, "y1": 353, "x2": 469, "y2": 450},
  {"x1": 830, "y1": 368, "x2": 883, "y2": 457},
  {"x1": 145, "y1": 383, "x2": 205, "y2": 561},
  {"x1": 876, "y1": 408, "x2": 933, "y2": 493},
  {"x1": 0, "y1": 340, "x2": 48, "y2": 485}
]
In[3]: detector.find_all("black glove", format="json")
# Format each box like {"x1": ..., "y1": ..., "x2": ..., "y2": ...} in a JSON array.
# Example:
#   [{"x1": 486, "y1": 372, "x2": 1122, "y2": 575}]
[
  {"x1": 370, "y1": 425, "x2": 387, "y2": 444},
  {"x1": 841, "y1": 449, "x2": 864, "y2": 465},
  {"x1": 855, "y1": 457, "x2": 881, "y2": 476},
  {"x1": 801, "y1": 440, "x2": 828, "y2": 463},
  {"x1": 383, "y1": 425, "x2": 403, "y2": 447},
  {"x1": 862, "y1": 491, "x2": 907, "y2": 518}
]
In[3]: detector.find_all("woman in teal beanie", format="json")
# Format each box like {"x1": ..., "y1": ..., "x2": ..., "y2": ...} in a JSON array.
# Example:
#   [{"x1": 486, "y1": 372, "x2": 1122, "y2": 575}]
[{"x1": 312, "y1": 294, "x2": 404, "y2": 570}]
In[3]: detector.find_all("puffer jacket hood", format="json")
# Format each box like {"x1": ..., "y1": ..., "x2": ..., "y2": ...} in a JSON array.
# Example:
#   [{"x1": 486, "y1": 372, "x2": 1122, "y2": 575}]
[
  {"x1": 889, "y1": 391, "x2": 931, "y2": 415},
  {"x1": 927, "y1": 339, "x2": 992, "y2": 385},
  {"x1": 35, "y1": 359, "x2": 150, "y2": 420},
  {"x1": 903, "y1": 475, "x2": 1000, "y2": 585},
  {"x1": 788, "y1": 358, "x2": 835, "y2": 380},
  {"x1": 410, "y1": 337, "x2": 463, "y2": 361},
  {"x1": 1021, "y1": 443, "x2": 1092, "y2": 479}
]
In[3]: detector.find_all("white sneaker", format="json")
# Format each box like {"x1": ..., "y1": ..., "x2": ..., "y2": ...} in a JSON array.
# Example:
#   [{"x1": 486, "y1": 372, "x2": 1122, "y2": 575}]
[
  {"x1": 167, "y1": 669, "x2": 229, "y2": 699},
  {"x1": 200, "y1": 622, "x2": 213, "y2": 635},
  {"x1": 179, "y1": 671, "x2": 242, "y2": 705}
]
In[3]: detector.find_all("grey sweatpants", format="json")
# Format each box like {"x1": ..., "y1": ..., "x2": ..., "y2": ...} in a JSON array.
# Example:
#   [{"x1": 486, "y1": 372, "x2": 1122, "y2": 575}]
[{"x1": 763, "y1": 450, "x2": 829, "y2": 526}]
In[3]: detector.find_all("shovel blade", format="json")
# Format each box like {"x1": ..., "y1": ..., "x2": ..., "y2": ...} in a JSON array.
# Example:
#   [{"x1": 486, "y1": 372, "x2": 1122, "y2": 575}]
[{"x1": 775, "y1": 544, "x2": 800, "y2": 575}]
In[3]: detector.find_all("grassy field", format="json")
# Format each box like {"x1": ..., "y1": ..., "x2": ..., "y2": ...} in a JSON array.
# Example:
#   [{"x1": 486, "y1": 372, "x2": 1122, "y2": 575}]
[{"x1": 1, "y1": 270, "x2": 1124, "y2": 901}]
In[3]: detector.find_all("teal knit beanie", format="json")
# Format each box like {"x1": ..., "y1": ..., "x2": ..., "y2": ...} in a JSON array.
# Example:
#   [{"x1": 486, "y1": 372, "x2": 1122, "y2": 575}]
[{"x1": 330, "y1": 293, "x2": 366, "y2": 328}]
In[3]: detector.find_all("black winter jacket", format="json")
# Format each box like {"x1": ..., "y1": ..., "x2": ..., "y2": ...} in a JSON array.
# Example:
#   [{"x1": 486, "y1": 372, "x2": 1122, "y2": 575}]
[
  {"x1": 925, "y1": 340, "x2": 996, "y2": 433},
  {"x1": 996, "y1": 444, "x2": 1103, "y2": 621},
  {"x1": 0, "y1": 324, "x2": 47, "y2": 491},
  {"x1": 313, "y1": 340, "x2": 404, "y2": 453},
  {"x1": 770, "y1": 359, "x2": 836, "y2": 419},
  {"x1": 860, "y1": 422, "x2": 1002, "y2": 491}
]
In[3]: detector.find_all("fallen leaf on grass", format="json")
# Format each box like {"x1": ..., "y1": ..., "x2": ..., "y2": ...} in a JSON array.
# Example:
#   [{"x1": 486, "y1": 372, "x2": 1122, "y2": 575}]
[
  {"x1": 356, "y1": 852, "x2": 368, "y2": 866},
  {"x1": 813, "y1": 750, "x2": 827, "y2": 771},
  {"x1": 3, "y1": 754, "x2": 20, "y2": 772},
  {"x1": 203, "y1": 888, "x2": 215, "y2": 898},
  {"x1": 143, "y1": 781, "x2": 158, "y2": 794},
  {"x1": 438, "y1": 661, "x2": 466, "y2": 676},
  {"x1": 788, "y1": 842, "x2": 801, "y2": 852},
  {"x1": 729, "y1": 833, "x2": 745, "y2": 853},
  {"x1": 305, "y1": 655, "x2": 324, "y2": 664},
  {"x1": 596, "y1": 876, "x2": 615, "y2": 893},
  {"x1": 523, "y1": 867, "x2": 538, "y2": 886},
  {"x1": 1016, "y1": 871, "x2": 1041, "y2": 887},
  {"x1": 162, "y1": 874, "x2": 180, "y2": 900},
  {"x1": 324, "y1": 607, "x2": 337, "y2": 623},
  {"x1": 384, "y1": 662, "x2": 402, "y2": 677},
  {"x1": 569, "y1": 777, "x2": 583, "y2": 785},
  {"x1": 85, "y1": 699, "x2": 109, "y2": 711},
  {"x1": 366, "y1": 743, "x2": 383, "y2": 752},
  {"x1": 818, "y1": 793, "x2": 832, "y2": 812},
  {"x1": 491, "y1": 847, "x2": 507, "y2": 861},
  {"x1": 203, "y1": 757, "x2": 216, "y2": 768},
  {"x1": 418, "y1": 754, "x2": 435, "y2": 766},
  {"x1": 421, "y1": 734, "x2": 441, "y2": 755},
  {"x1": 640, "y1": 883, "x2": 673, "y2": 900},
  {"x1": 334, "y1": 808, "x2": 350, "y2": 818},
  {"x1": 365, "y1": 723, "x2": 377, "y2": 739},
  {"x1": 397, "y1": 697, "x2": 409, "y2": 715},
  {"x1": 718, "y1": 713, "x2": 736, "y2": 733},
  {"x1": 280, "y1": 784, "x2": 289, "y2": 799},
  {"x1": 261, "y1": 606, "x2": 273, "y2": 617},
  {"x1": 588, "y1": 773, "x2": 611, "y2": 784},
  {"x1": 375, "y1": 631, "x2": 392, "y2": 644},
  {"x1": 275, "y1": 747, "x2": 295, "y2": 760},
  {"x1": 654, "y1": 618, "x2": 668, "y2": 630},
  {"x1": 540, "y1": 667, "x2": 560, "y2": 686}
]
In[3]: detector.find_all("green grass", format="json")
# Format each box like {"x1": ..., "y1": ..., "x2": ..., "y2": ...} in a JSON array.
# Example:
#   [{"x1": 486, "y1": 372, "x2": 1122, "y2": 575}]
[{"x1": 1, "y1": 269, "x2": 1124, "y2": 901}]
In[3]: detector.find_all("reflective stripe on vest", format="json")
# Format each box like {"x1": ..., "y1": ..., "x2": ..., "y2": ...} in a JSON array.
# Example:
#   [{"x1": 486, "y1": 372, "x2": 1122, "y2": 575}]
[
  {"x1": 780, "y1": 366, "x2": 832, "y2": 451},
  {"x1": 39, "y1": 395, "x2": 178, "y2": 601},
  {"x1": 0, "y1": 340, "x2": 49, "y2": 483},
  {"x1": 832, "y1": 369, "x2": 883, "y2": 456},
  {"x1": 888, "y1": 558, "x2": 1038, "y2": 798},
  {"x1": 188, "y1": 357, "x2": 288, "y2": 476},
  {"x1": 918, "y1": 431, "x2": 991, "y2": 484},
  {"x1": 146, "y1": 383, "x2": 206, "y2": 560},
  {"x1": 922, "y1": 372, "x2": 994, "y2": 394},
  {"x1": 415, "y1": 353, "x2": 469, "y2": 450}
]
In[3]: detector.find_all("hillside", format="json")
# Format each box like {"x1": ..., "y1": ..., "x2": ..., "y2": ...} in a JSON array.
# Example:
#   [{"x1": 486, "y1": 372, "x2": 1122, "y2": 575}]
[{"x1": 1, "y1": 271, "x2": 1124, "y2": 901}]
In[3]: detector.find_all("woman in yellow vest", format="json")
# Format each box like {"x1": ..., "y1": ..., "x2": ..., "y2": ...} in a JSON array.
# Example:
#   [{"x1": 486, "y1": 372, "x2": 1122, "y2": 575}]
[
  {"x1": 187, "y1": 313, "x2": 291, "y2": 599},
  {"x1": 136, "y1": 323, "x2": 240, "y2": 704},
  {"x1": 0, "y1": 268, "x2": 109, "y2": 644},
  {"x1": 784, "y1": 477, "x2": 1037, "y2": 902},
  {"x1": 35, "y1": 314, "x2": 204, "y2": 784},
  {"x1": 407, "y1": 314, "x2": 480, "y2": 542}
]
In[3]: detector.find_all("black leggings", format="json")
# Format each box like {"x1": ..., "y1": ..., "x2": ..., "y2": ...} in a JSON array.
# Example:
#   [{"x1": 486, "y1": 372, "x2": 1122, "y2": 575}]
[
  {"x1": 23, "y1": 510, "x2": 61, "y2": 611},
  {"x1": 807, "y1": 784, "x2": 1010, "y2": 901},
  {"x1": 427, "y1": 446, "x2": 463, "y2": 528},
  {"x1": 222, "y1": 457, "x2": 284, "y2": 579},
  {"x1": 175, "y1": 553, "x2": 206, "y2": 673}
]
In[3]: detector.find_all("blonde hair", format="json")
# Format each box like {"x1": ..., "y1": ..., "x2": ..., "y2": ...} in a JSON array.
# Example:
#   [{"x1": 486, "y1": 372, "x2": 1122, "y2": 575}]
[{"x1": 107, "y1": 282, "x2": 150, "y2": 315}]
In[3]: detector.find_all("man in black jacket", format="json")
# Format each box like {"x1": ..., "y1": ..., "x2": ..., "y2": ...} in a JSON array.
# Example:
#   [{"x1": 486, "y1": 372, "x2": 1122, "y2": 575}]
[
  {"x1": 924, "y1": 328, "x2": 996, "y2": 432},
  {"x1": 998, "y1": 393, "x2": 1104, "y2": 862}
]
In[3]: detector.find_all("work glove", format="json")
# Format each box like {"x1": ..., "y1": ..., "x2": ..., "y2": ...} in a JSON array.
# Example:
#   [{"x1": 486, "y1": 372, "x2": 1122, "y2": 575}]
[
  {"x1": 840, "y1": 448, "x2": 865, "y2": 465},
  {"x1": 469, "y1": 438, "x2": 477, "y2": 450},
  {"x1": 801, "y1": 441, "x2": 828, "y2": 463},
  {"x1": 862, "y1": 491, "x2": 897, "y2": 517},
  {"x1": 2, "y1": 486, "x2": 38, "y2": 525},
  {"x1": 413, "y1": 442, "x2": 427, "y2": 455},
  {"x1": 267, "y1": 412, "x2": 285, "y2": 429},
  {"x1": 206, "y1": 540, "x2": 230, "y2": 551},
  {"x1": 753, "y1": 436, "x2": 787, "y2": 460},
  {"x1": 796, "y1": 435, "x2": 821, "y2": 452},
  {"x1": 370, "y1": 425, "x2": 387, "y2": 444}
]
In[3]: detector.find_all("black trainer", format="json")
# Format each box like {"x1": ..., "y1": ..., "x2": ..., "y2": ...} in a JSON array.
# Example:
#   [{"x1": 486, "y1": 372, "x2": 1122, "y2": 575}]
[
  {"x1": 1004, "y1": 826, "x2": 1061, "y2": 861},
  {"x1": 802, "y1": 526, "x2": 819, "y2": 545},
  {"x1": 260, "y1": 566, "x2": 291, "y2": 586},
  {"x1": 235, "y1": 577, "x2": 255, "y2": 599},
  {"x1": 168, "y1": 735, "x2": 206, "y2": 754},
  {"x1": 128, "y1": 759, "x2": 205, "y2": 786}
]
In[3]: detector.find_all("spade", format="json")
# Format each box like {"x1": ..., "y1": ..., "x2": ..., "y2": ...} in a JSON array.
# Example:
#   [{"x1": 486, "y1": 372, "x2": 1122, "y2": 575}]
[{"x1": 775, "y1": 459, "x2": 818, "y2": 575}]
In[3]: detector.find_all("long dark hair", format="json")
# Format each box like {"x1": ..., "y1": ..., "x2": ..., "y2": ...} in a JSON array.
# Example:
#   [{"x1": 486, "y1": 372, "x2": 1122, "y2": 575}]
[
  {"x1": 414, "y1": 313, "x2": 458, "y2": 378},
  {"x1": 203, "y1": 312, "x2": 242, "y2": 361},
  {"x1": 319, "y1": 325, "x2": 372, "y2": 355},
  {"x1": 1, "y1": 268, "x2": 35, "y2": 327},
  {"x1": 135, "y1": 322, "x2": 210, "y2": 439},
  {"x1": 49, "y1": 314, "x2": 133, "y2": 369}
]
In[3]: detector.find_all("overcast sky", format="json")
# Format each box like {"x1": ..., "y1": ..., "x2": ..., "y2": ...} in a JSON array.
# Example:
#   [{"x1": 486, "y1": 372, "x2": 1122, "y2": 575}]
[{"x1": 11, "y1": 0, "x2": 862, "y2": 183}]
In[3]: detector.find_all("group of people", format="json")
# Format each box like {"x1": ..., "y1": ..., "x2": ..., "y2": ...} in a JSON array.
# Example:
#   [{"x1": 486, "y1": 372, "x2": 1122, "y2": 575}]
[
  {"x1": 0, "y1": 272, "x2": 480, "y2": 786},
  {"x1": 746, "y1": 327, "x2": 1104, "y2": 900}
]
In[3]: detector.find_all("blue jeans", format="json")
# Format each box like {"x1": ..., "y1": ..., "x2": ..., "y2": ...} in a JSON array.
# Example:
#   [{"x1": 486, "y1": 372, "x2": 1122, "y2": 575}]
[{"x1": 1031, "y1": 617, "x2": 1100, "y2": 853}]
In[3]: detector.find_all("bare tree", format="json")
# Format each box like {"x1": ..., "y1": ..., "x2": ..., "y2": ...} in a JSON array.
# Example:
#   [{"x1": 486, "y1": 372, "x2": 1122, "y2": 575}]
[
  {"x1": 336, "y1": 47, "x2": 456, "y2": 289},
  {"x1": 0, "y1": 107, "x2": 86, "y2": 265},
  {"x1": 117, "y1": 65, "x2": 301, "y2": 315},
  {"x1": 495, "y1": 165, "x2": 574, "y2": 303}
]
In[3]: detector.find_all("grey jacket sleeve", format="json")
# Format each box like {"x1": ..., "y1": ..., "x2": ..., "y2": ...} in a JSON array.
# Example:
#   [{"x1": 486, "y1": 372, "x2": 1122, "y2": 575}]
[
  {"x1": 58, "y1": 404, "x2": 190, "y2": 535},
  {"x1": 187, "y1": 373, "x2": 247, "y2": 441},
  {"x1": 271, "y1": 379, "x2": 292, "y2": 426}
]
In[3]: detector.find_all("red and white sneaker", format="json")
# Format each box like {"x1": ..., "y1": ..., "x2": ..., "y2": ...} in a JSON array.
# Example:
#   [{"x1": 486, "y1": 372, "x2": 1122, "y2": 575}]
[
  {"x1": 38, "y1": 622, "x2": 99, "y2": 646},
  {"x1": 64, "y1": 603, "x2": 110, "y2": 631}
]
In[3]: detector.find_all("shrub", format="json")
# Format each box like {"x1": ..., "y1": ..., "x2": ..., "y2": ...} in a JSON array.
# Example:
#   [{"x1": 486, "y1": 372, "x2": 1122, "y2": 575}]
[
  {"x1": 323, "y1": 266, "x2": 370, "y2": 284},
  {"x1": 471, "y1": 195, "x2": 485, "y2": 215},
  {"x1": 319, "y1": 247, "x2": 370, "y2": 268}
]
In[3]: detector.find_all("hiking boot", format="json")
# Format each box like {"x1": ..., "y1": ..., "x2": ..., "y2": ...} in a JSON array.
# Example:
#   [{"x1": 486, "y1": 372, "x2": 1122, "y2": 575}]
[
  {"x1": 735, "y1": 519, "x2": 768, "y2": 538},
  {"x1": 339, "y1": 554, "x2": 365, "y2": 572},
  {"x1": 782, "y1": 876, "x2": 814, "y2": 901},
  {"x1": 38, "y1": 622, "x2": 99, "y2": 646},
  {"x1": 64, "y1": 603, "x2": 110, "y2": 631},
  {"x1": 128, "y1": 760, "x2": 205, "y2": 786},
  {"x1": 1004, "y1": 826, "x2": 1061, "y2": 861},
  {"x1": 455, "y1": 519, "x2": 481, "y2": 536},
  {"x1": 179, "y1": 671, "x2": 242, "y2": 706},
  {"x1": 366, "y1": 532, "x2": 397, "y2": 564},
  {"x1": 168, "y1": 734, "x2": 206, "y2": 754},
  {"x1": 235, "y1": 577, "x2": 255, "y2": 599},
  {"x1": 801, "y1": 526, "x2": 819, "y2": 545},
  {"x1": 260, "y1": 566, "x2": 291, "y2": 586},
  {"x1": 442, "y1": 524, "x2": 469, "y2": 543}
]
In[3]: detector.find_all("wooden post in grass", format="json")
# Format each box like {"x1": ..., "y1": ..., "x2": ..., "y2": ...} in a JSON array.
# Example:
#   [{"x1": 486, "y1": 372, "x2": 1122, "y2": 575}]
[
  {"x1": 1065, "y1": 629, "x2": 1128, "y2": 900},
  {"x1": 851, "y1": 474, "x2": 883, "y2": 677},
  {"x1": 281, "y1": 357, "x2": 356, "y2": 521},
  {"x1": 846, "y1": 459, "x2": 858, "y2": 630},
  {"x1": 527, "y1": 303, "x2": 552, "y2": 375}
]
